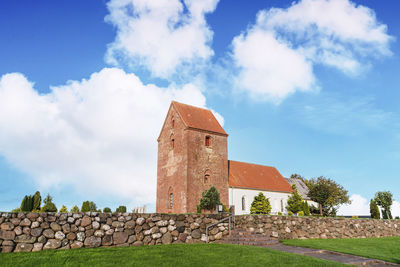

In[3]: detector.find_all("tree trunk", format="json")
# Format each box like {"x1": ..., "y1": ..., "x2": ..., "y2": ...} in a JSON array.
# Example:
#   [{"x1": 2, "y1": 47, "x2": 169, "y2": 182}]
[{"x1": 319, "y1": 203, "x2": 323, "y2": 216}]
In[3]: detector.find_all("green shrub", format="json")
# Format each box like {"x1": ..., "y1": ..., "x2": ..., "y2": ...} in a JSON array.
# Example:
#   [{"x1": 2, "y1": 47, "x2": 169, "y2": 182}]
[
  {"x1": 277, "y1": 212, "x2": 283, "y2": 216},
  {"x1": 81, "y1": 201, "x2": 97, "y2": 212},
  {"x1": 302, "y1": 201, "x2": 310, "y2": 216},
  {"x1": 352, "y1": 216, "x2": 359, "y2": 219},
  {"x1": 395, "y1": 216, "x2": 399, "y2": 220},
  {"x1": 32, "y1": 191, "x2": 41, "y2": 211},
  {"x1": 288, "y1": 211, "x2": 293, "y2": 216},
  {"x1": 370, "y1": 199, "x2": 380, "y2": 219},
  {"x1": 40, "y1": 194, "x2": 57, "y2": 212},
  {"x1": 286, "y1": 185, "x2": 303, "y2": 214},
  {"x1": 116, "y1": 206, "x2": 127, "y2": 212},
  {"x1": 11, "y1": 208, "x2": 21, "y2": 212},
  {"x1": 103, "y1": 207, "x2": 111, "y2": 213},
  {"x1": 70, "y1": 205, "x2": 79, "y2": 213},
  {"x1": 199, "y1": 186, "x2": 221, "y2": 211},
  {"x1": 59, "y1": 205, "x2": 68, "y2": 213},
  {"x1": 250, "y1": 193, "x2": 271, "y2": 215},
  {"x1": 298, "y1": 211, "x2": 304, "y2": 216}
]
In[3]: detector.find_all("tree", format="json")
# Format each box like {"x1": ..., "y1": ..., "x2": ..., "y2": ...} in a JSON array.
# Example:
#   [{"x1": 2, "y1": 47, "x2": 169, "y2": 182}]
[
  {"x1": 370, "y1": 199, "x2": 380, "y2": 219},
  {"x1": 307, "y1": 176, "x2": 351, "y2": 216},
  {"x1": 20, "y1": 195, "x2": 33, "y2": 212},
  {"x1": 116, "y1": 206, "x2": 127, "y2": 212},
  {"x1": 70, "y1": 205, "x2": 79, "y2": 213},
  {"x1": 32, "y1": 191, "x2": 41, "y2": 211},
  {"x1": 286, "y1": 184, "x2": 303, "y2": 214},
  {"x1": 302, "y1": 201, "x2": 311, "y2": 216},
  {"x1": 199, "y1": 186, "x2": 221, "y2": 211},
  {"x1": 41, "y1": 194, "x2": 57, "y2": 212},
  {"x1": 81, "y1": 201, "x2": 97, "y2": 212},
  {"x1": 59, "y1": 205, "x2": 68, "y2": 213},
  {"x1": 250, "y1": 192, "x2": 272, "y2": 214},
  {"x1": 374, "y1": 191, "x2": 393, "y2": 219},
  {"x1": 103, "y1": 207, "x2": 111, "y2": 213}
]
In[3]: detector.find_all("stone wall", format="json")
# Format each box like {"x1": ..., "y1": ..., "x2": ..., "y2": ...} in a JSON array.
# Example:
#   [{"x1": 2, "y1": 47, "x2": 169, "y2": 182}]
[
  {"x1": 235, "y1": 215, "x2": 400, "y2": 240},
  {"x1": 0, "y1": 212, "x2": 230, "y2": 253}
]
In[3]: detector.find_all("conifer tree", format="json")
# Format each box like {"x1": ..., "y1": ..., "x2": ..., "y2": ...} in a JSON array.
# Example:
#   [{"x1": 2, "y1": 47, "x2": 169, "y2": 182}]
[
  {"x1": 370, "y1": 199, "x2": 380, "y2": 219},
  {"x1": 302, "y1": 201, "x2": 311, "y2": 216},
  {"x1": 70, "y1": 205, "x2": 80, "y2": 213},
  {"x1": 20, "y1": 195, "x2": 32, "y2": 212},
  {"x1": 59, "y1": 205, "x2": 68, "y2": 213},
  {"x1": 250, "y1": 192, "x2": 271, "y2": 214},
  {"x1": 103, "y1": 207, "x2": 111, "y2": 213},
  {"x1": 286, "y1": 185, "x2": 303, "y2": 214},
  {"x1": 116, "y1": 206, "x2": 127, "y2": 212},
  {"x1": 32, "y1": 191, "x2": 41, "y2": 211},
  {"x1": 81, "y1": 201, "x2": 97, "y2": 212},
  {"x1": 199, "y1": 186, "x2": 221, "y2": 211},
  {"x1": 41, "y1": 194, "x2": 57, "y2": 212}
]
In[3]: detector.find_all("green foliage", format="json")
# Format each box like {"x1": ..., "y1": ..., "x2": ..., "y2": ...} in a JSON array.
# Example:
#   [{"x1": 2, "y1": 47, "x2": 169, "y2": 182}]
[
  {"x1": 32, "y1": 191, "x2": 41, "y2": 211},
  {"x1": 302, "y1": 201, "x2": 311, "y2": 216},
  {"x1": 116, "y1": 206, "x2": 127, "y2": 212},
  {"x1": 199, "y1": 186, "x2": 221, "y2": 211},
  {"x1": 103, "y1": 207, "x2": 111, "y2": 213},
  {"x1": 307, "y1": 176, "x2": 351, "y2": 216},
  {"x1": 288, "y1": 211, "x2": 293, "y2": 216},
  {"x1": 374, "y1": 191, "x2": 393, "y2": 219},
  {"x1": 351, "y1": 216, "x2": 359, "y2": 219},
  {"x1": 298, "y1": 211, "x2": 304, "y2": 216},
  {"x1": 59, "y1": 205, "x2": 68, "y2": 213},
  {"x1": 40, "y1": 194, "x2": 57, "y2": 212},
  {"x1": 369, "y1": 199, "x2": 380, "y2": 219},
  {"x1": 250, "y1": 192, "x2": 271, "y2": 215},
  {"x1": 20, "y1": 195, "x2": 33, "y2": 212},
  {"x1": 70, "y1": 205, "x2": 79, "y2": 213},
  {"x1": 81, "y1": 201, "x2": 97, "y2": 212},
  {"x1": 196, "y1": 205, "x2": 201, "y2": 214},
  {"x1": 277, "y1": 212, "x2": 283, "y2": 216},
  {"x1": 11, "y1": 208, "x2": 21, "y2": 212},
  {"x1": 395, "y1": 216, "x2": 400, "y2": 220},
  {"x1": 286, "y1": 185, "x2": 303, "y2": 214}
]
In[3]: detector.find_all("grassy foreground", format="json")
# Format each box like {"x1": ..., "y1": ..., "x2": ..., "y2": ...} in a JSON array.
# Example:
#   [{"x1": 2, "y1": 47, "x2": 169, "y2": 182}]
[
  {"x1": 0, "y1": 243, "x2": 346, "y2": 267},
  {"x1": 282, "y1": 237, "x2": 400, "y2": 264}
]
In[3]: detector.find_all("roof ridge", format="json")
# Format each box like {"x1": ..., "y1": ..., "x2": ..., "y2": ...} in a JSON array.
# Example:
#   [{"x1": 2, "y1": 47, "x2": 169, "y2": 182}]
[{"x1": 229, "y1": 160, "x2": 277, "y2": 169}]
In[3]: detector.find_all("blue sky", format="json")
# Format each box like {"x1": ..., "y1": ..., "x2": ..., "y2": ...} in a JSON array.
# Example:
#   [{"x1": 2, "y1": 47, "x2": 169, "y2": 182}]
[{"x1": 0, "y1": 0, "x2": 399, "y2": 215}]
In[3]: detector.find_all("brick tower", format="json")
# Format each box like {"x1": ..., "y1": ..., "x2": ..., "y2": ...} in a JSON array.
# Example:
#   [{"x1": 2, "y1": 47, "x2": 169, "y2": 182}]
[{"x1": 156, "y1": 101, "x2": 229, "y2": 213}]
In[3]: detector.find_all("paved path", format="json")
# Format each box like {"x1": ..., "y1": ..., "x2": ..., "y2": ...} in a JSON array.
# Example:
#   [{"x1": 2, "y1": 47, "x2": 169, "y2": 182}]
[{"x1": 267, "y1": 243, "x2": 399, "y2": 266}]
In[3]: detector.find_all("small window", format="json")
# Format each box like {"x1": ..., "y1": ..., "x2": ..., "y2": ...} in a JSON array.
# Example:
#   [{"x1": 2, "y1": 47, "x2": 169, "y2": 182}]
[
  {"x1": 169, "y1": 193, "x2": 173, "y2": 209},
  {"x1": 204, "y1": 174, "x2": 210, "y2": 184},
  {"x1": 172, "y1": 119, "x2": 175, "y2": 128},
  {"x1": 205, "y1": 136, "x2": 211, "y2": 146},
  {"x1": 171, "y1": 138, "x2": 175, "y2": 149},
  {"x1": 242, "y1": 196, "x2": 246, "y2": 211}
]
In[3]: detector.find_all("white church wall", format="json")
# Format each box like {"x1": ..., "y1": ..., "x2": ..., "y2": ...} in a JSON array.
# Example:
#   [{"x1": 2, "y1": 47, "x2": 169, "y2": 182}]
[{"x1": 229, "y1": 187, "x2": 291, "y2": 215}]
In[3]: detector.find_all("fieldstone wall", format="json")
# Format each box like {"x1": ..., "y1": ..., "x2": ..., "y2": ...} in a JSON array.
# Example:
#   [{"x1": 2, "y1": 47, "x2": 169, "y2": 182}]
[
  {"x1": 0, "y1": 212, "x2": 230, "y2": 253},
  {"x1": 235, "y1": 215, "x2": 400, "y2": 240}
]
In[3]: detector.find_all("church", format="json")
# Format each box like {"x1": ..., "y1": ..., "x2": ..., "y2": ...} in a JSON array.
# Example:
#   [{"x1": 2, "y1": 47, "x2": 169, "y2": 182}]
[{"x1": 156, "y1": 101, "x2": 301, "y2": 215}]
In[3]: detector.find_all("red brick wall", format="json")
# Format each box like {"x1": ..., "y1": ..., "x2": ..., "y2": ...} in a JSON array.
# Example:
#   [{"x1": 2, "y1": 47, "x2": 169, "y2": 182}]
[
  {"x1": 156, "y1": 105, "x2": 188, "y2": 213},
  {"x1": 186, "y1": 130, "x2": 229, "y2": 212},
  {"x1": 156, "y1": 105, "x2": 229, "y2": 213}
]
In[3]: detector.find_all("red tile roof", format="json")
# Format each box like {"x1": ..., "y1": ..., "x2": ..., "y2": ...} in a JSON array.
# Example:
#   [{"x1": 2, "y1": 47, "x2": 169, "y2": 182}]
[
  {"x1": 172, "y1": 101, "x2": 227, "y2": 136},
  {"x1": 228, "y1": 160, "x2": 292, "y2": 193}
]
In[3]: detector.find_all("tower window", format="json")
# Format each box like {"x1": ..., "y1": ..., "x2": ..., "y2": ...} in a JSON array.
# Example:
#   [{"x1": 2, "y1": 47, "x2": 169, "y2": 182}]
[
  {"x1": 205, "y1": 136, "x2": 211, "y2": 146},
  {"x1": 171, "y1": 138, "x2": 175, "y2": 149},
  {"x1": 169, "y1": 193, "x2": 173, "y2": 209},
  {"x1": 242, "y1": 196, "x2": 246, "y2": 211},
  {"x1": 204, "y1": 174, "x2": 210, "y2": 184},
  {"x1": 172, "y1": 119, "x2": 175, "y2": 128}
]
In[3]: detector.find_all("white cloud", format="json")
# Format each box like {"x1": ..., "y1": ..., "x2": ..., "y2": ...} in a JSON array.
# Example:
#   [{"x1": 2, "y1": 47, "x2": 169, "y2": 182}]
[
  {"x1": 0, "y1": 68, "x2": 220, "y2": 206},
  {"x1": 337, "y1": 194, "x2": 369, "y2": 216},
  {"x1": 338, "y1": 194, "x2": 400, "y2": 218},
  {"x1": 231, "y1": 0, "x2": 392, "y2": 103},
  {"x1": 105, "y1": 0, "x2": 218, "y2": 78}
]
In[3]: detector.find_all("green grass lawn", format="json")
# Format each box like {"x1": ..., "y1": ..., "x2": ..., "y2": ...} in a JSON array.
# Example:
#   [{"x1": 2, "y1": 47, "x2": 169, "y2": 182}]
[
  {"x1": 282, "y1": 237, "x2": 400, "y2": 264},
  {"x1": 0, "y1": 243, "x2": 346, "y2": 267}
]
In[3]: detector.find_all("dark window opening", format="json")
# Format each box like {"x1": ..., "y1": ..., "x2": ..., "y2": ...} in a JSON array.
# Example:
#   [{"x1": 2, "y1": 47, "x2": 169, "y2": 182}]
[
  {"x1": 169, "y1": 193, "x2": 173, "y2": 209},
  {"x1": 204, "y1": 174, "x2": 210, "y2": 184},
  {"x1": 205, "y1": 136, "x2": 211, "y2": 146},
  {"x1": 171, "y1": 138, "x2": 175, "y2": 149},
  {"x1": 242, "y1": 196, "x2": 246, "y2": 211},
  {"x1": 172, "y1": 119, "x2": 175, "y2": 128}
]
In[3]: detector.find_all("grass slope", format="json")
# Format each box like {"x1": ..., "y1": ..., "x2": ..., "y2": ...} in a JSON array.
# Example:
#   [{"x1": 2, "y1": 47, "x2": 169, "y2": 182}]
[
  {"x1": 282, "y1": 237, "x2": 400, "y2": 264},
  {"x1": 0, "y1": 243, "x2": 346, "y2": 267}
]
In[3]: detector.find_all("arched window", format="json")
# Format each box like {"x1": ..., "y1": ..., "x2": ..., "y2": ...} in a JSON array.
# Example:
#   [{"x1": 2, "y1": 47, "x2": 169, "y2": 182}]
[
  {"x1": 242, "y1": 196, "x2": 246, "y2": 211},
  {"x1": 205, "y1": 136, "x2": 211, "y2": 147},
  {"x1": 169, "y1": 193, "x2": 173, "y2": 209}
]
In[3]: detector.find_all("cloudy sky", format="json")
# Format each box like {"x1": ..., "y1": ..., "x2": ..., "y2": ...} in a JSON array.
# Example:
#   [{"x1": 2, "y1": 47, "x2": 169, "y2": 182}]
[{"x1": 0, "y1": 0, "x2": 399, "y2": 216}]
